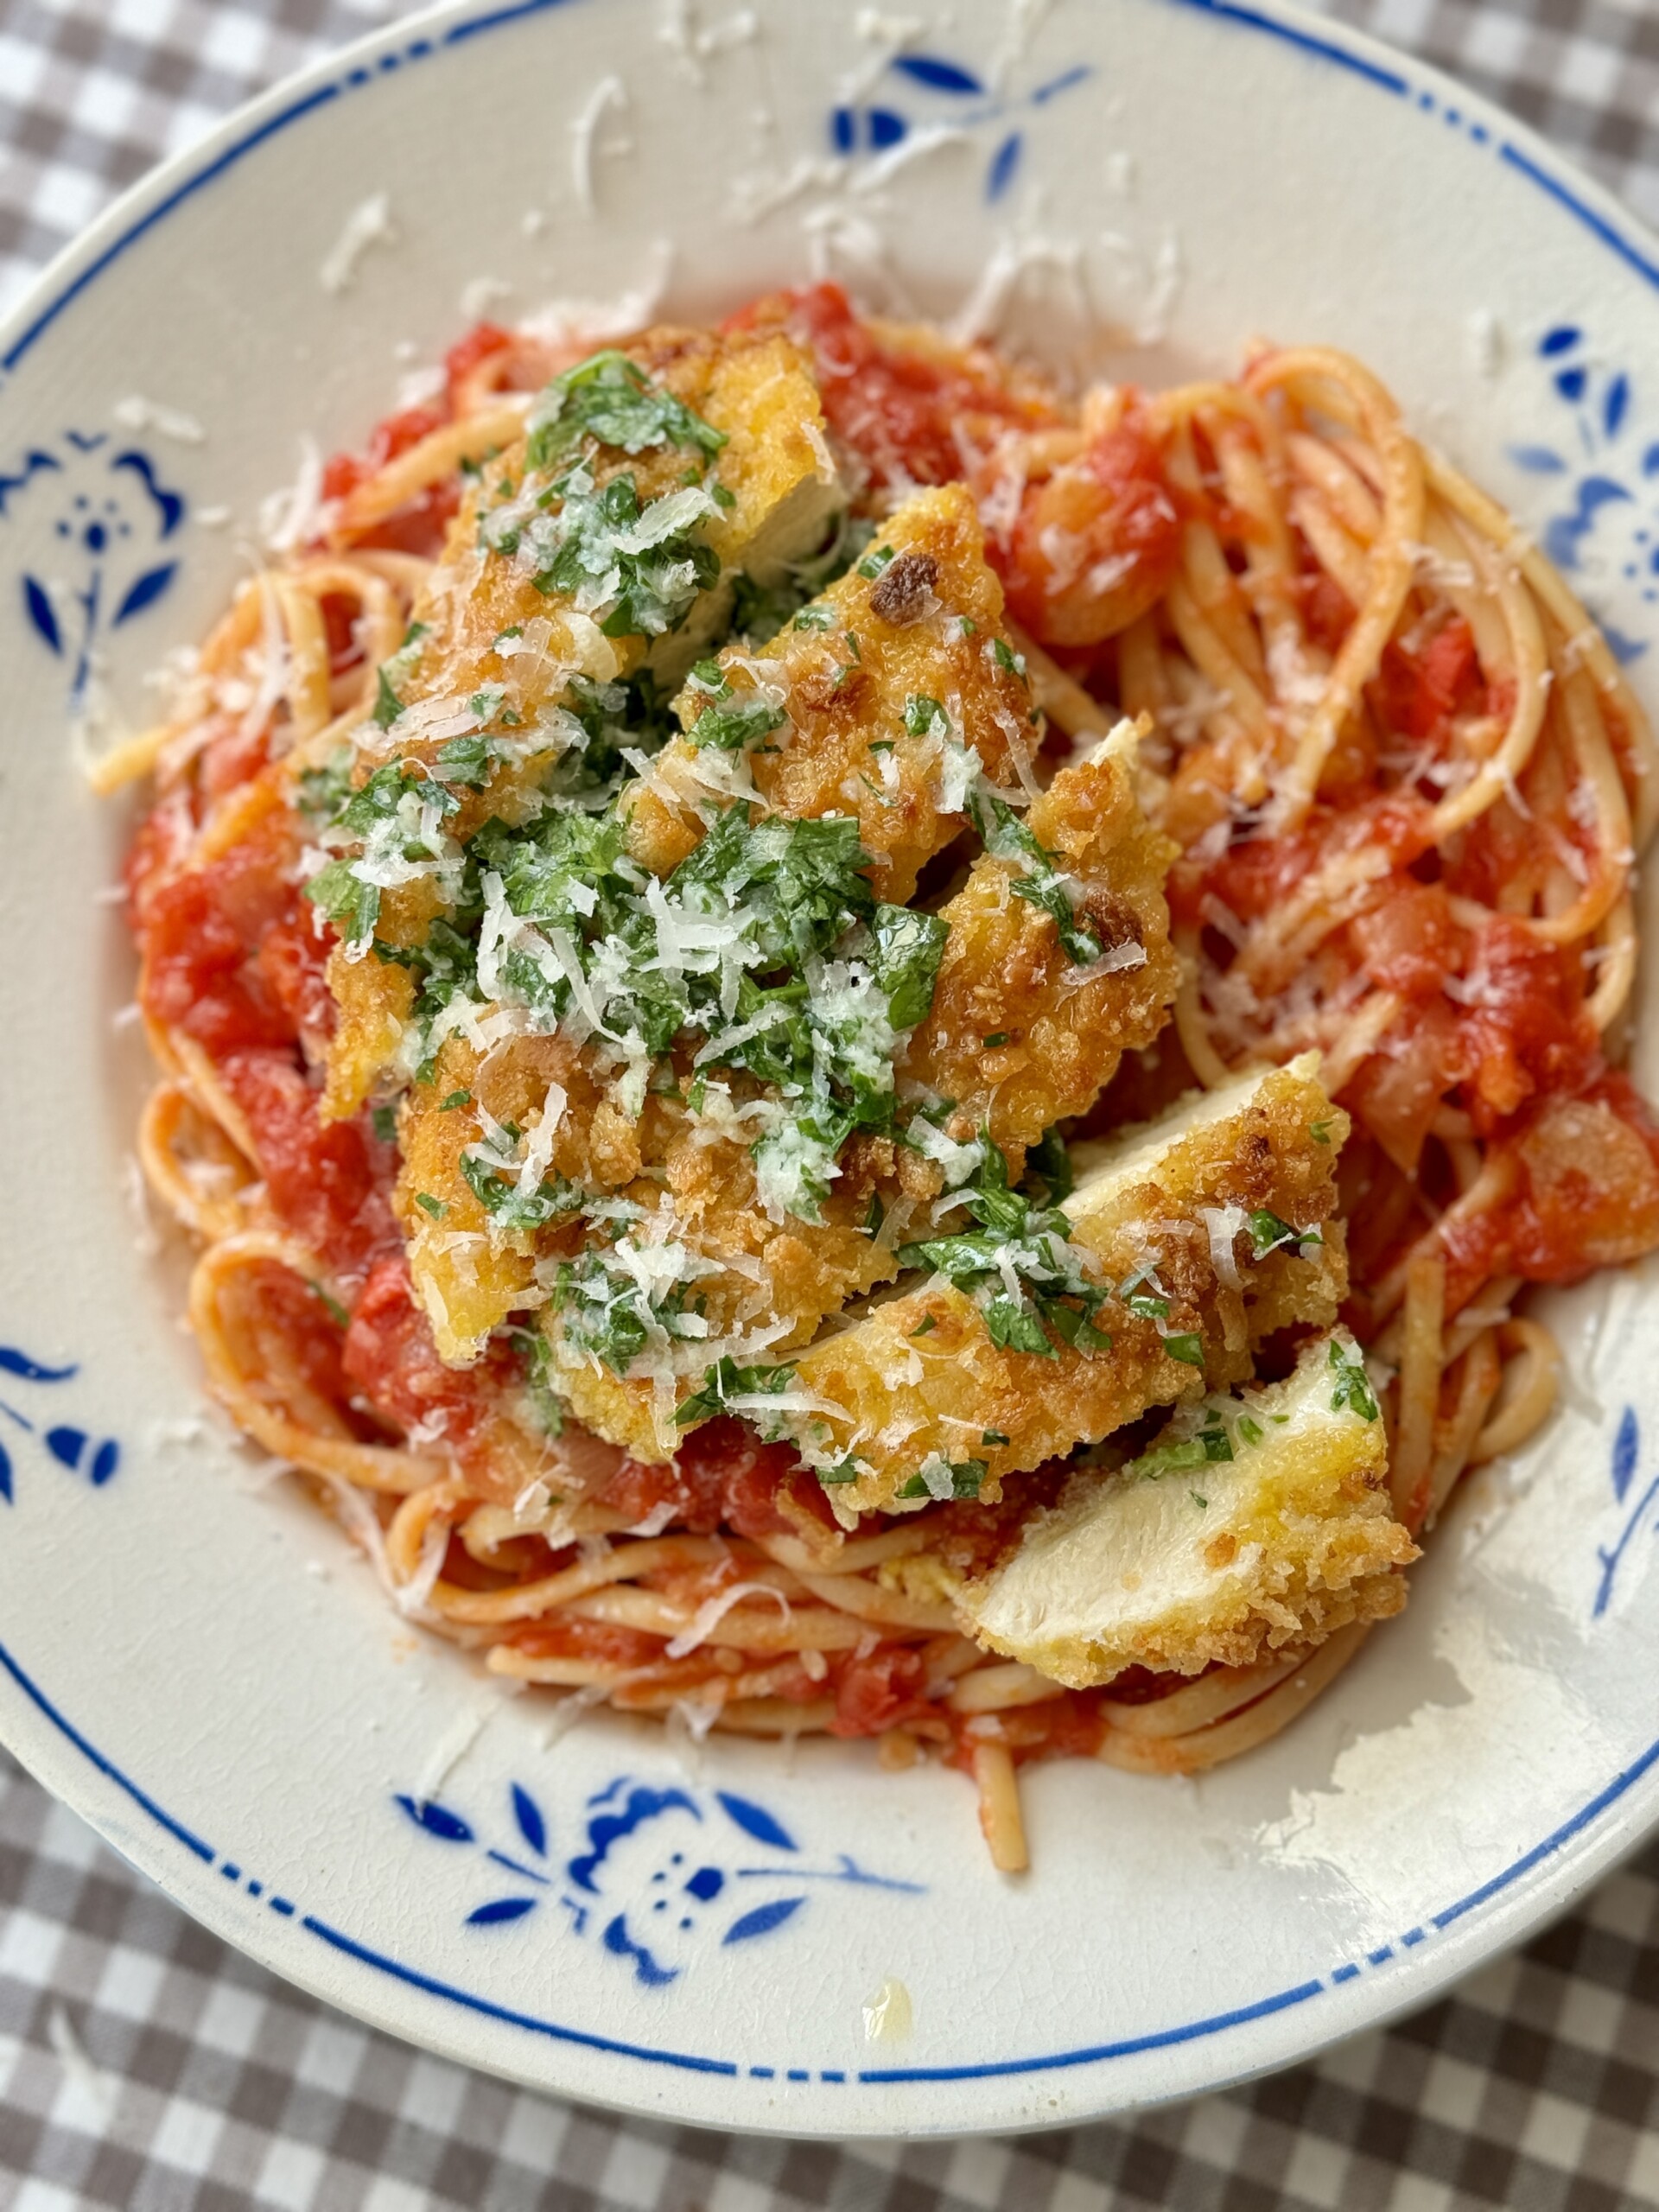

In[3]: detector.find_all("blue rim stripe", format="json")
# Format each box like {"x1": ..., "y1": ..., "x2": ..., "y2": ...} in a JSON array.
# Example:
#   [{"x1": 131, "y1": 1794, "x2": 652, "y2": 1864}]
[
  {"x1": 443, "y1": 0, "x2": 576, "y2": 40},
  {"x1": 859, "y1": 1980, "x2": 1323, "y2": 2082},
  {"x1": 1499, "y1": 143, "x2": 1659, "y2": 293},
  {"x1": 0, "y1": 1637, "x2": 213, "y2": 1862},
  {"x1": 302, "y1": 1914, "x2": 739, "y2": 2075},
  {"x1": 7, "y1": 1613, "x2": 1659, "y2": 2086},
  {"x1": 1432, "y1": 1730, "x2": 1659, "y2": 1930},
  {"x1": 1, "y1": 86, "x2": 340, "y2": 377},
  {"x1": 1166, "y1": 0, "x2": 1408, "y2": 92}
]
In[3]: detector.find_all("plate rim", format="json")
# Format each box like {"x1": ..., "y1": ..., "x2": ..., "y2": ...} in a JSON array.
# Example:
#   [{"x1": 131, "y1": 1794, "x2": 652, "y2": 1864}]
[{"x1": 4, "y1": 0, "x2": 1659, "y2": 2135}]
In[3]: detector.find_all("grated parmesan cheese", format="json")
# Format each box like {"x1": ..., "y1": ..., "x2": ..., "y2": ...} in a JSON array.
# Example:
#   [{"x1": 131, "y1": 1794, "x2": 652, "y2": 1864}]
[{"x1": 319, "y1": 192, "x2": 397, "y2": 295}]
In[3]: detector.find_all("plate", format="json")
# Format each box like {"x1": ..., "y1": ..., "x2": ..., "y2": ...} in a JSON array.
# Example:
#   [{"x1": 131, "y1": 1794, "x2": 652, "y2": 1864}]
[{"x1": 4, "y1": 0, "x2": 1659, "y2": 2139}]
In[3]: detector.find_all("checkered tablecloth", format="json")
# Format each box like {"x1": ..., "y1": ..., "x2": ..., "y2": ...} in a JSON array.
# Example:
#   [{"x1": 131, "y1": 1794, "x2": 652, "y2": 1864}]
[{"x1": 4, "y1": 0, "x2": 1659, "y2": 2202}]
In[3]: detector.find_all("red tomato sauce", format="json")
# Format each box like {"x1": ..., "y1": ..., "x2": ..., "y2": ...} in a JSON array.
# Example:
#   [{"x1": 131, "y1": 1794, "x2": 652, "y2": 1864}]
[
  {"x1": 588, "y1": 1419, "x2": 838, "y2": 1544},
  {"x1": 319, "y1": 321, "x2": 518, "y2": 559},
  {"x1": 734, "y1": 281, "x2": 1058, "y2": 492}
]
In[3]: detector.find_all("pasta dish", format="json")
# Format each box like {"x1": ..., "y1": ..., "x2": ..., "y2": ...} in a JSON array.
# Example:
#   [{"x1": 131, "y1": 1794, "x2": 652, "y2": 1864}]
[{"x1": 108, "y1": 288, "x2": 1659, "y2": 1871}]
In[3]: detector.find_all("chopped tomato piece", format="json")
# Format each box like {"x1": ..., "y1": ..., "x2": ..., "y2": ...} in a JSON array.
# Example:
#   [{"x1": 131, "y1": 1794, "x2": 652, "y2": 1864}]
[
  {"x1": 1511, "y1": 1077, "x2": 1659, "y2": 1281},
  {"x1": 998, "y1": 415, "x2": 1181, "y2": 648},
  {"x1": 1370, "y1": 616, "x2": 1484, "y2": 741},
  {"x1": 1457, "y1": 918, "x2": 1599, "y2": 1130},
  {"x1": 1350, "y1": 884, "x2": 1460, "y2": 1001},
  {"x1": 737, "y1": 281, "x2": 1056, "y2": 491},
  {"x1": 444, "y1": 321, "x2": 516, "y2": 404},
  {"x1": 830, "y1": 1645, "x2": 934, "y2": 1738},
  {"x1": 340, "y1": 1254, "x2": 504, "y2": 1440},
  {"x1": 594, "y1": 1418, "x2": 836, "y2": 1541},
  {"x1": 222, "y1": 1052, "x2": 397, "y2": 1282}
]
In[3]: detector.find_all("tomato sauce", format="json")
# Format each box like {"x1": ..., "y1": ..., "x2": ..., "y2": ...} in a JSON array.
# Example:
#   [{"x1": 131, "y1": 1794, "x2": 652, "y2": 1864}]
[
  {"x1": 588, "y1": 1419, "x2": 838, "y2": 1543},
  {"x1": 734, "y1": 281, "x2": 1057, "y2": 492}
]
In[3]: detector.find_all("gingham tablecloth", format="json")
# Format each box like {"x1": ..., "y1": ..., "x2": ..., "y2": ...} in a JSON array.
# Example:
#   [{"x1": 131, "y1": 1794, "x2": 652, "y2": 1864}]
[{"x1": 3, "y1": 0, "x2": 1659, "y2": 2202}]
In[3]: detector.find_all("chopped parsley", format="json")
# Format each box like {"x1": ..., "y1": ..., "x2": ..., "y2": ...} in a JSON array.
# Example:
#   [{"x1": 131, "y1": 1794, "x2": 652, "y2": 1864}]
[
  {"x1": 505, "y1": 1324, "x2": 564, "y2": 1437},
  {"x1": 1124, "y1": 1421, "x2": 1232, "y2": 1481},
  {"x1": 1027, "y1": 1128, "x2": 1073, "y2": 1207},
  {"x1": 868, "y1": 903, "x2": 949, "y2": 1031},
  {"x1": 898, "y1": 1455, "x2": 987, "y2": 1501},
  {"x1": 674, "y1": 1357, "x2": 798, "y2": 1432},
  {"x1": 524, "y1": 349, "x2": 727, "y2": 470},
  {"x1": 856, "y1": 543, "x2": 897, "y2": 580},
  {"x1": 899, "y1": 1138, "x2": 1112, "y2": 1360},
  {"x1": 303, "y1": 760, "x2": 465, "y2": 953},
  {"x1": 690, "y1": 685, "x2": 791, "y2": 756},
  {"x1": 372, "y1": 667, "x2": 404, "y2": 730},
  {"x1": 1248, "y1": 1207, "x2": 1324, "y2": 1260},
  {"x1": 459, "y1": 1147, "x2": 585, "y2": 1234},
  {"x1": 552, "y1": 1227, "x2": 712, "y2": 1377},
  {"x1": 902, "y1": 694, "x2": 950, "y2": 742},
  {"x1": 518, "y1": 461, "x2": 721, "y2": 640},
  {"x1": 296, "y1": 749, "x2": 353, "y2": 826},
  {"x1": 413, "y1": 1192, "x2": 448, "y2": 1220},
  {"x1": 968, "y1": 787, "x2": 1102, "y2": 966},
  {"x1": 436, "y1": 733, "x2": 493, "y2": 787},
  {"x1": 1329, "y1": 1338, "x2": 1380, "y2": 1421}
]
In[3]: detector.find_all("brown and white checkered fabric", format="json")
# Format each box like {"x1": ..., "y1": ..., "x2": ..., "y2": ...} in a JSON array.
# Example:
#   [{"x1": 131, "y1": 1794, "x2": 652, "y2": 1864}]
[{"x1": 3, "y1": 0, "x2": 1659, "y2": 2202}]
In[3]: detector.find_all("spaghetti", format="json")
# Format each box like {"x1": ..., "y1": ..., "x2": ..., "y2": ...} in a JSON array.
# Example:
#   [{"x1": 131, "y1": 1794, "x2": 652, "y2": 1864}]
[{"x1": 115, "y1": 291, "x2": 1659, "y2": 1874}]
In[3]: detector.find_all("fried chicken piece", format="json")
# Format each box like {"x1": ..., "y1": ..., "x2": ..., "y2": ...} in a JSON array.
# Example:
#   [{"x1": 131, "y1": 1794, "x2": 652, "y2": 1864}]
[
  {"x1": 622, "y1": 483, "x2": 1036, "y2": 899},
  {"x1": 321, "y1": 324, "x2": 842, "y2": 1121},
  {"x1": 395, "y1": 519, "x2": 1179, "y2": 1405},
  {"x1": 779, "y1": 1058, "x2": 1348, "y2": 1515},
  {"x1": 901, "y1": 717, "x2": 1179, "y2": 1147},
  {"x1": 955, "y1": 1330, "x2": 1415, "y2": 1685},
  {"x1": 529, "y1": 738, "x2": 1179, "y2": 1455}
]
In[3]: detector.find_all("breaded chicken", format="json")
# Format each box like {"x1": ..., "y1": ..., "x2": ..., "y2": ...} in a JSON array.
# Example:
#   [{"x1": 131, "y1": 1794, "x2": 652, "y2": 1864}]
[
  {"x1": 902, "y1": 718, "x2": 1179, "y2": 1147},
  {"x1": 391, "y1": 517, "x2": 1180, "y2": 1400},
  {"x1": 778, "y1": 1058, "x2": 1347, "y2": 1515},
  {"x1": 321, "y1": 326, "x2": 842, "y2": 1121},
  {"x1": 622, "y1": 484, "x2": 1036, "y2": 899},
  {"x1": 955, "y1": 1329, "x2": 1416, "y2": 1685}
]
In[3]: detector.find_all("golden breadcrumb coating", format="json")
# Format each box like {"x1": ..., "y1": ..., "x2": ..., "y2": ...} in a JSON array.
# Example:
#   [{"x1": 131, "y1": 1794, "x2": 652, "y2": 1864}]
[
  {"x1": 779, "y1": 1057, "x2": 1347, "y2": 1515},
  {"x1": 902, "y1": 718, "x2": 1179, "y2": 1148},
  {"x1": 390, "y1": 512, "x2": 1180, "y2": 1400},
  {"x1": 955, "y1": 1329, "x2": 1416, "y2": 1685},
  {"x1": 623, "y1": 484, "x2": 1035, "y2": 899},
  {"x1": 321, "y1": 324, "x2": 841, "y2": 1122}
]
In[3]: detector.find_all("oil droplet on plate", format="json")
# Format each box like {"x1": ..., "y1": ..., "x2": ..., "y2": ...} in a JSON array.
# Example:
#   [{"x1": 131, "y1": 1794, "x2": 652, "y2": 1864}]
[{"x1": 861, "y1": 1977, "x2": 913, "y2": 2042}]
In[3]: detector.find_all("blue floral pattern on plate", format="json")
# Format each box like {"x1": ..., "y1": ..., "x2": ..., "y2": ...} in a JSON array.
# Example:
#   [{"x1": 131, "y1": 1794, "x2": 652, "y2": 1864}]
[
  {"x1": 1594, "y1": 1407, "x2": 1659, "y2": 1618},
  {"x1": 2, "y1": 431, "x2": 187, "y2": 700},
  {"x1": 830, "y1": 49, "x2": 1090, "y2": 201},
  {"x1": 1507, "y1": 327, "x2": 1658, "y2": 663},
  {"x1": 396, "y1": 1773, "x2": 923, "y2": 1987},
  {"x1": 0, "y1": 1347, "x2": 119, "y2": 1504}
]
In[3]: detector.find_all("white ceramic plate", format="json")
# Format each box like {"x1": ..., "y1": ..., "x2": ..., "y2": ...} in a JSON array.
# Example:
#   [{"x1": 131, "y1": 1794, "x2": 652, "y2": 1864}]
[{"x1": 6, "y1": 0, "x2": 1659, "y2": 2139}]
